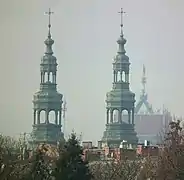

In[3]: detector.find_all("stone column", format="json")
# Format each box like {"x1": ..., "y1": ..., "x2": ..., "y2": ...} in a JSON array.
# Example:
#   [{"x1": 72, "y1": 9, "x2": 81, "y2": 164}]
[
  {"x1": 120, "y1": 110, "x2": 122, "y2": 123},
  {"x1": 43, "y1": 72, "x2": 45, "y2": 83},
  {"x1": 55, "y1": 111, "x2": 58, "y2": 124},
  {"x1": 41, "y1": 73, "x2": 43, "y2": 83},
  {"x1": 33, "y1": 110, "x2": 36, "y2": 124},
  {"x1": 47, "y1": 72, "x2": 50, "y2": 82},
  {"x1": 37, "y1": 111, "x2": 40, "y2": 124},
  {"x1": 52, "y1": 73, "x2": 56, "y2": 84},
  {"x1": 54, "y1": 74, "x2": 56, "y2": 83},
  {"x1": 132, "y1": 108, "x2": 134, "y2": 125},
  {"x1": 120, "y1": 71, "x2": 123, "y2": 81},
  {"x1": 128, "y1": 111, "x2": 131, "y2": 124},
  {"x1": 125, "y1": 73, "x2": 129, "y2": 83},
  {"x1": 115, "y1": 72, "x2": 117, "y2": 82},
  {"x1": 110, "y1": 110, "x2": 113, "y2": 123},
  {"x1": 118, "y1": 110, "x2": 121, "y2": 123},
  {"x1": 106, "y1": 109, "x2": 109, "y2": 124},
  {"x1": 59, "y1": 110, "x2": 62, "y2": 126},
  {"x1": 113, "y1": 71, "x2": 116, "y2": 83},
  {"x1": 46, "y1": 110, "x2": 49, "y2": 124}
]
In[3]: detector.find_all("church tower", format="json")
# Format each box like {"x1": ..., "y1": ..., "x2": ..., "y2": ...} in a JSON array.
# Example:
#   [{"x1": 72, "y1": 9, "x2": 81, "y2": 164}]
[
  {"x1": 101, "y1": 9, "x2": 138, "y2": 148},
  {"x1": 134, "y1": 65, "x2": 153, "y2": 114},
  {"x1": 31, "y1": 9, "x2": 64, "y2": 147}
]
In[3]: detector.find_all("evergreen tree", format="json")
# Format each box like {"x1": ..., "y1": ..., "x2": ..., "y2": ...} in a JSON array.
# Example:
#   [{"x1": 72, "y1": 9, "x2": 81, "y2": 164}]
[{"x1": 53, "y1": 133, "x2": 93, "y2": 180}]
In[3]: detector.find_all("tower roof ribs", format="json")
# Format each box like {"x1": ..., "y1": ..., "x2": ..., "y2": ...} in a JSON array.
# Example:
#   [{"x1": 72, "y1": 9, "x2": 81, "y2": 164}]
[{"x1": 135, "y1": 65, "x2": 153, "y2": 114}]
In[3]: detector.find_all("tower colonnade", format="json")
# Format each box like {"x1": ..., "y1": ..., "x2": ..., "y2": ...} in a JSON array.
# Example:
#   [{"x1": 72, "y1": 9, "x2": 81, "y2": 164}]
[
  {"x1": 33, "y1": 109, "x2": 62, "y2": 125},
  {"x1": 40, "y1": 72, "x2": 57, "y2": 84},
  {"x1": 106, "y1": 108, "x2": 134, "y2": 124}
]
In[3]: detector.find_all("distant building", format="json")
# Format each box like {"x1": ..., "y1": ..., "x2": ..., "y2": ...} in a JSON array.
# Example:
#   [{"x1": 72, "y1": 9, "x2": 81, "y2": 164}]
[
  {"x1": 124, "y1": 65, "x2": 172, "y2": 145},
  {"x1": 82, "y1": 141, "x2": 93, "y2": 149},
  {"x1": 136, "y1": 144, "x2": 159, "y2": 157},
  {"x1": 101, "y1": 9, "x2": 138, "y2": 149}
]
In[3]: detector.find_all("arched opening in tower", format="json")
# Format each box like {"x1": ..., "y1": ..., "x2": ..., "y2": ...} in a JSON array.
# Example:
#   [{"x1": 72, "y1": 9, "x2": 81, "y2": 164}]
[
  {"x1": 48, "y1": 72, "x2": 55, "y2": 83},
  {"x1": 122, "y1": 71, "x2": 125, "y2": 82},
  {"x1": 48, "y1": 110, "x2": 56, "y2": 124},
  {"x1": 116, "y1": 71, "x2": 125, "y2": 82},
  {"x1": 122, "y1": 109, "x2": 128, "y2": 123},
  {"x1": 108, "y1": 110, "x2": 111, "y2": 124},
  {"x1": 50, "y1": 72, "x2": 55, "y2": 83},
  {"x1": 117, "y1": 71, "x2": 121, "y2": 82},
  {"x1": 44, "y1": 72, "x2": 51, "y2": 83},
  {"x1": 113, "y1": 109, "x2": 119, "y2": 123},
  {"x1": 40, "y1": 110, "x2": 45, "y2": 124}
]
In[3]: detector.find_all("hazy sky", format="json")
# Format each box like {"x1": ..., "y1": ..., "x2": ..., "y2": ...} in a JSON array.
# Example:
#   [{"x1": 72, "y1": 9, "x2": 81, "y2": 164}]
[{"x1": 0, "y1": 0, "x2": 184, "y2": 142}]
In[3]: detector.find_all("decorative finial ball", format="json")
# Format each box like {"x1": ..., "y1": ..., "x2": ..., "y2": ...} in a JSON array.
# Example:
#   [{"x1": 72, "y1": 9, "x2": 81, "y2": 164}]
[{"x1": 117, "y1": 36, "x2": 127, "y2": 45}]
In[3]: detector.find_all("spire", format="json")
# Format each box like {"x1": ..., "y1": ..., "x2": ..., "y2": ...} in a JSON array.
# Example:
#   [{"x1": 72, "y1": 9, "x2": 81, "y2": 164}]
[
  {"x1": 135, "y1": 65, "x2": 153, "y2": 114},
  {"x1": 40, "y1": 8, "x2": 58, "y2": 87},
  {"x1": 141, "y1": 64, "x2": 146, "y2": 95},
  {"x1": 44, "y1": 8, "x2": 54, "y2": 55},
  {"x1": 118, "y1": 8, "x2": 126, "y2": 35},
  {"x1": 117, "y1": 8, "x2": 127, "y2": 55},
  {"x1": 112, "y1": 8, "x2": 130, "y2": 86}
]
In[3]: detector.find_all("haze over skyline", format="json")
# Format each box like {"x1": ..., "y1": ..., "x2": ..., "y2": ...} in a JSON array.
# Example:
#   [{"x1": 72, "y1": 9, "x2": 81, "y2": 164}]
[{"x1": 0, "y1": 0, "x2": 183, "y2": 142}]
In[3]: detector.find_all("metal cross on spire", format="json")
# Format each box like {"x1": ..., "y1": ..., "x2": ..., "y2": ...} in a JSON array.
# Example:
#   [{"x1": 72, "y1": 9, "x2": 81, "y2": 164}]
[
  {"x1": 45, "y1": 8, "x2": 54, "y2": 30},
  {"x1": 143, "y1": 64, "x2": 146, "y2": 76},
  {"x1": 118, "y1": 8, "x2": 126, "y2": 34}
]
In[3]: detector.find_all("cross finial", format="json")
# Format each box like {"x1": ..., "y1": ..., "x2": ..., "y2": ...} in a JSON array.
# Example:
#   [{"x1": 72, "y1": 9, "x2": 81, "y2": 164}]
[
  {"x1": 45, "y1": 8, "x2": 54, "y2": 29},
  {"x1": 118, "y1": 8, "x2": 126, "y2": 34},
  {"x1": 143, "y1": 64, "x2": 146, "y2": 76}
]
